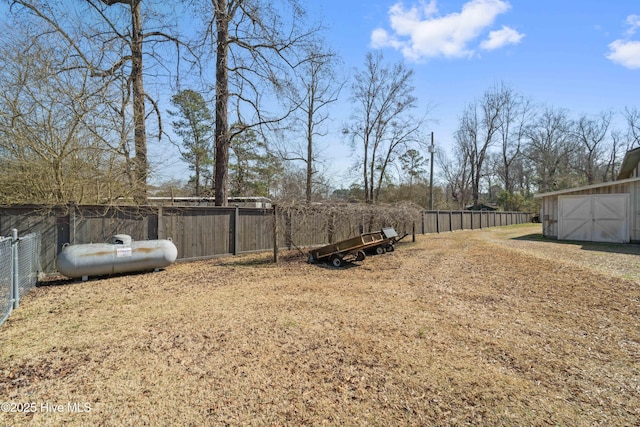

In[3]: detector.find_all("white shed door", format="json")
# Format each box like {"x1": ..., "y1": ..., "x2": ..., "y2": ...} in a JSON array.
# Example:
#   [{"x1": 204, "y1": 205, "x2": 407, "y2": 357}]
[{"x1": 558, "y1": 194, "x2": 629, "y2": 243}]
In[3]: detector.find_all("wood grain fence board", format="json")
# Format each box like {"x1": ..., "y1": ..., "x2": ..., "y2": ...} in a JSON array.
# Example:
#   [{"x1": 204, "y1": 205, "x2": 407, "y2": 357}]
[
  {"x1": 238, "y1": 209, "x2": 273, "y2": 252},
  {"x1": 449, "y1": 211, "x2": 460, "y2": 231},
  {"x1": 462, "y1": 212, "x2": 472, "y2": 230}
]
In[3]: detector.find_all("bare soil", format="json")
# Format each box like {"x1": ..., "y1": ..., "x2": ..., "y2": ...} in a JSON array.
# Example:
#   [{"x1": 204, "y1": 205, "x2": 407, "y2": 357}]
[{"x1": 1, "y1": 224, "x2": 638, "y2": 426}]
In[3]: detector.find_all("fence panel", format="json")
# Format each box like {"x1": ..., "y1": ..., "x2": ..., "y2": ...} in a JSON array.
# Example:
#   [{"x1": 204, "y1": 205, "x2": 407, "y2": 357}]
[
  {"x1": 162, "y1": 206, "x2": 232, "y2": 260},
  {"x1": 471, "y1": 212, "x2": 481, "y2": 229},
  {"x1": 423, "y1": 212, "x2": 438, "y2": 234},
  {"x1": 72, "y1": 206, "x2": 154, "y2": 244},
  {"x1": 238, "y1": 209, "x2": 273, "y2": 253},
  {"x1": 490, "y1": 212, "x2": 497, "y2": 227},
  {"x1": 437, "y1": 212, "x2": 449, "y2": 232},
  {"x1": 16, "y1": 233, "x2": 41, "y2": 302},
  {"x1": 0, "y1": 237, "x2": 11, "y2": 326},
  {"x1": 461, "y1": 212, "x2": 472, "y2": 230},
  {"x1": 449, "y1": 211, "x2": 460, "y2": 231},
  {"x1": 0, "y1": 206, "x2": 61, "y2": 273},
  {"x1": 481, "y1": 212, "x2": 489, "y2": 228}
]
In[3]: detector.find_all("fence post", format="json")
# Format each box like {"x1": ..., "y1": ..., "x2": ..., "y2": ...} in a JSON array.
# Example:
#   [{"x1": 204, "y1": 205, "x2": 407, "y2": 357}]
[
  {"x1": 156, "y1": 205, "x2": 164, "y2": 240},
  {"x1": 328, "y1": 212, "x2": 335, "y2": 244},
  {"x1": 11, "y1": 229, "x2": 19, "y2": 310},
  {"x1": 68, "y1": 201, "x2": 76, "y2": 245},
  {"x1": 273, "y1": 205, "x2": 279, "y2": 264},
  {"x1": 285, "y1": 210, "x2": 292, "y2": 250},
  {"x1": 233, "y1": 205, "x2": 239, "y2": 256}
]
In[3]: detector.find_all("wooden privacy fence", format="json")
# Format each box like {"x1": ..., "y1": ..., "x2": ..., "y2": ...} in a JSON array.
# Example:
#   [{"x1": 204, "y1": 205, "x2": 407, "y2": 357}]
[{"x1": 0, "y1": 204, "x2": 532, "y2": 274}]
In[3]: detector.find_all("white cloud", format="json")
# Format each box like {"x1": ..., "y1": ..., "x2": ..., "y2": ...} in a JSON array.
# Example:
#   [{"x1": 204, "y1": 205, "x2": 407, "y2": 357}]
[
  {"x1": 607, "y1": 40, "x2": 640, "y2": 69},
  {"x1": 371, "y1": 0, "x2": 523, "y2": 61},
  {"x1": 607, "y1": 15, "x2": 640, "y2": 69},
  {"x1": 625, "y1": 14, "x2": 640, "y2": 36},
  {"x1": 480, "y1": 25, "x2": 524, "y2": 50}
]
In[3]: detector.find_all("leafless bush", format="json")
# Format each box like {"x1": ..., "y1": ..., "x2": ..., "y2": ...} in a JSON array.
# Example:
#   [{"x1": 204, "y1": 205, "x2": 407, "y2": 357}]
[{"x1": 276, "y1": 202, "x2": 422, "y2": 248}]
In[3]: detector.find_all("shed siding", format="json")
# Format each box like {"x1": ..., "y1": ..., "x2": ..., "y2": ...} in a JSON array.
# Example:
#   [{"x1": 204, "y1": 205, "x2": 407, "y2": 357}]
[
  {"x1": 541, "y1": 195, "x2": 559, "y2": 238},
  {"x1": 633, "y1": 182, "x2": 640, "y2": 241},
  {"x1": 540, "y1": 181, "x2": 640, "y2": 242}
]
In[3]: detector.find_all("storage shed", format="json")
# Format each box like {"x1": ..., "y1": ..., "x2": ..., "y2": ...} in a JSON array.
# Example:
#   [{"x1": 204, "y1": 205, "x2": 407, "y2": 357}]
[{"x1": 535, "y1": 147, "x2": 640, "y2": 243}]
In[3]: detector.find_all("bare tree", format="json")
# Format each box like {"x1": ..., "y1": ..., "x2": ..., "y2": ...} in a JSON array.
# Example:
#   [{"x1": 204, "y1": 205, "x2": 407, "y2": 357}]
[
  {"x1": 572, "y1": 111, "x2": 612, "y2": 185},
  {"x1": 455, "y1": 83, "x2": 509, "y2": 207},
  {"x1": 524, "y1": 107, "x2": 576, "y2": 193},
  {"x1": 199, "y1": 0, "x2": 318, "y2": 205},
  {"x1": 496, "y1": 85, "x2": 534, "y2": 193},
  {"x1": 624, "y1": 107, "x2": 640, "y2": 149},
  {"x1": 437, "y1": 148, "x2": 471, "y2": 209},
  {"x1": 278, "y1": 43, "x2": 344, "y2": 204},
  {"x1": 8, "y1": 0, "x2": 187, "y2": 202},
  {"x1": 0, "y1": 20, "x2": 134, "y2": 204},
  {"x1": 605, "y1": 130, "x2": 625, "y2": 181},
  {"x1": 346, "y1": 51, "x2": 421, "y2": 203}
]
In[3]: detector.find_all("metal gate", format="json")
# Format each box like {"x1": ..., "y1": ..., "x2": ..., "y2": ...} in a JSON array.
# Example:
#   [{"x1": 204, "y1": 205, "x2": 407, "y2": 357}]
[{"x1": 558, "y1": 194, "x2": 629, "y2": 243}]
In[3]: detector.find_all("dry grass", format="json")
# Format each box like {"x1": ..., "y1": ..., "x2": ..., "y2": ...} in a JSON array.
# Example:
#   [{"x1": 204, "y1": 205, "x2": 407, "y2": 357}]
[{"x1": 1, "y1": 225, "x2": 639, "y2": 426}]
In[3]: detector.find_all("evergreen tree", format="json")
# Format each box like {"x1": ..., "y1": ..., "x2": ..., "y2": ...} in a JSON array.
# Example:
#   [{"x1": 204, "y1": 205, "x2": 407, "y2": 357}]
[
  {"x1": 169, "y1": 90, "x2": 214, "y2": 196},
  {"x1": 229, "y1": 129, "x2": 283, "y2": 198}
]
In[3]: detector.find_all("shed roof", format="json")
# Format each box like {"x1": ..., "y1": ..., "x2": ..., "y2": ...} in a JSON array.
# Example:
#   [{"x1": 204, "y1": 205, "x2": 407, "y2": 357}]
[
  {"x1": 464, "y1": 203, "x2": 498, "y2": 211},
  {"x1": 534, "y1": 176, "x2": 640, "y2": 198},
  {"x1": 617, "y1": 146, "x2": 640, "y2": 180}
]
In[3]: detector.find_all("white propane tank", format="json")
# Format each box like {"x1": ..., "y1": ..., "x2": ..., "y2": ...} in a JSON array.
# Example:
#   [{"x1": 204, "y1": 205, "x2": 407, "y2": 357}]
[{"x1": 57, "y1": 234, "x2": 178, "y2": 279}]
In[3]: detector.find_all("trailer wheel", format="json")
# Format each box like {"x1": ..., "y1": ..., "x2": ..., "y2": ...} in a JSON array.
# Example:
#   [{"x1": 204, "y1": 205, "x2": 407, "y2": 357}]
[
  {"x1": 355, "y1": 250, "x2": 366, "y2": 261},
  {"x1": 375, "y1": 245, "x2": 386, "y2": 255},
  {"x1": 385, "y1": 244, "x2": 395, "y2": 252},
  {"x1": 330, "y1": 255, "x2": 343, "y2": 267}
]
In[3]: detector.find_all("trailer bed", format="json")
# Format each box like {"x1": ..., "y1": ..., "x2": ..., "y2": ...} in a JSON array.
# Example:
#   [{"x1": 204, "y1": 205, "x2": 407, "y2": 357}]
[{"x1": 308, "y1": 227, "x2": 403, "y2": 267}]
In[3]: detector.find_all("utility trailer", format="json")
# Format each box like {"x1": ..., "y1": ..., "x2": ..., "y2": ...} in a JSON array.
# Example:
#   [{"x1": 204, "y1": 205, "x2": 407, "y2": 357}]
[{"x1": 308, "y1": 227, "x2": 405, "y2": 267}]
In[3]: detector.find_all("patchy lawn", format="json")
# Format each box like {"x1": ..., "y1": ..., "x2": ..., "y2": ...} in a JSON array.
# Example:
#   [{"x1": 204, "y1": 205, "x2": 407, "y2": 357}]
[{"x1": 1, "y1": 225, "x2": 638, "y2": 426}]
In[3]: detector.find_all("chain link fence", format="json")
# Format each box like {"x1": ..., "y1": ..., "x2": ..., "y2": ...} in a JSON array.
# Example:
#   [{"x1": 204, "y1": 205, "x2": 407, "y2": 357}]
[
  {"x1": 0, "y1": 231, "x2": 41, "y2": 327},
  {"x1": 16, "y1": 232, "x2": 41, "y2": 302},
  {"x1": 0, "y1": 236, "x2": 11, "y2": 326}
]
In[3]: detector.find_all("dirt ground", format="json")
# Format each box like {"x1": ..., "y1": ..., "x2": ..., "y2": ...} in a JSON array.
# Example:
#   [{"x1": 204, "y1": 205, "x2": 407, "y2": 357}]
[{"x1": 1, "y1": 224, "x2": 638, "y2": 426}]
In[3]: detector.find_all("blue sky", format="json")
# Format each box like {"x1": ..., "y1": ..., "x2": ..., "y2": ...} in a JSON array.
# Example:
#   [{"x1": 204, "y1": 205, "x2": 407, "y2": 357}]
[
  {"x1": 3, "y1": 1, "x2": 638, "y2": 189},
  {"x1": 296, "y1": 0, "x2": 640, "y2": 188}
]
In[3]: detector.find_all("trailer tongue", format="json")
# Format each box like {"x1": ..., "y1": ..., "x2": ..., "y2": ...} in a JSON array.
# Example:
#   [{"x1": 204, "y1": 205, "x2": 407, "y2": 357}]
[{"x1": 308, "y1": 227, "x2": 407, "y2": 267}]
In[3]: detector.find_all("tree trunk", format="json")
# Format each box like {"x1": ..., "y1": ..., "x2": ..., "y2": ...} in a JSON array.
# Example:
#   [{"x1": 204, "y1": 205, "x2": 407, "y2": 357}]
[
  {"x1": 363, "y1": 135, "x2": 370, "y2": 203},
  {"x1": 306, "y1": 96, "x2": 313, "y2": 204},
  {"x1": 214, "y1": 3, "x2": 229, "y2": 206},
  {"x1": 131, "y1": 0, "x2": 147, "y2": 203}
]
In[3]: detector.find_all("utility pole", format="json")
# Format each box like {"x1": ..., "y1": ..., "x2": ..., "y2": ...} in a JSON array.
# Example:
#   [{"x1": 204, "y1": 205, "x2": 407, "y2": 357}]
[{"x1": 429, "y1": 132, "x2": 435, "y2": 210}]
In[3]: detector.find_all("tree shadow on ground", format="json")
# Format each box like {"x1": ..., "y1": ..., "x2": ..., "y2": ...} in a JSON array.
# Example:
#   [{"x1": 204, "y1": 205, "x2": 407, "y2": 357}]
[{"x1": 513, "y1": 233, "x2": 640, "y2": 256}]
